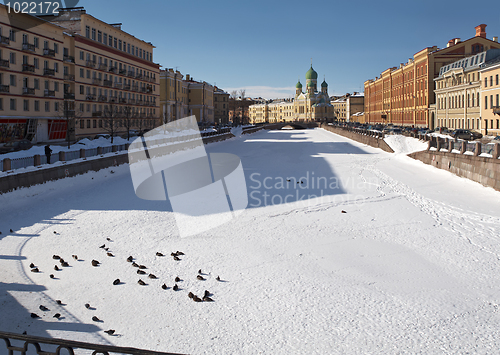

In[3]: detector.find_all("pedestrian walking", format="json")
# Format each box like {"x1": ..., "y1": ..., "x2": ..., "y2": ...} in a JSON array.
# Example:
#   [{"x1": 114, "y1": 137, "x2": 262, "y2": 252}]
[{"x1": 45, "y1": 145, "x2": 52, "y2": 164}]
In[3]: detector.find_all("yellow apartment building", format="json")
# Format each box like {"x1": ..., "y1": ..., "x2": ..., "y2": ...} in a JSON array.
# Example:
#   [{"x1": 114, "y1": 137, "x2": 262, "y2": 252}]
[
  {"x1": 159, "y1": 68, "x2": 188, "y2": 124},
  {"x1": 479, "y1": 57, "x2": 500, "y2": 136},
  {"x1": 434, "y1": 50, "x2": 500, "y2": 133},
  {"x1": 186, "y1": 78, "x2": 213, "y2": 124},
  {"x1": 0, "y1": 5, "x2": 160, "y2": 143},
  {"x1": 364, "y1": 24, "x2": 500, "y2": 128}
]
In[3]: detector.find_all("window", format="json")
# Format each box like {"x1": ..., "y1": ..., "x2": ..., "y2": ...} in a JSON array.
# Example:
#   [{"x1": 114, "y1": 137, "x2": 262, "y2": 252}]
[
  {"x1": 45, "y1": 101, "x2": 50, "y2": 112},
  {"x1": 54, "y1": 82, "x2": 59, "y2": 92},
  {"x1": 97, "y1": 31, "x2": 102, "y2": 43},
  {"x1": 109, "y1": 35, "x2": 113, "y2": 46},
  {"x1": 114, "y1": 38, "x2": 117, "y2": 48},
  {"x1": 44, "y1": 80, "x2": 49, "y2": 90},
  {"x1": 34, "y1": 57, "x2": 39, "y2": 69},
  {"x1": 34, "y1": 37, "x2": 38, "y2": 48},
  {"x1": 127, "y1": 43, "x2": 130, "y2": 53},
  {"x1": 484, "y1": 77, "x2": 488, "y2": 87},
  {"x1": 54, "y1": 62, "x2": 58, "y2": 72},
  {"x1": 91, "y1": 28, "x2": 96, "y2": 41},
  {"x1": 497, "y1": 94, "x2": 499, "y2": 107},
  {"x1": 10, "y1": 74, "x2": 15, "y2": 86},
  {"x1": 23, "y1": 99, "x2": 29, "y2": 111},
  {"x1": 0, "y1": 98, "x2": 3, "y2": 110},
  {"x1": 80, "y1": 119, "x2": 84, "y2": 129},
  {"x1": 87, "y1": 120, "x2": 90, "y2": 128},
  {"x1": 34, "y1": 78, "x2": 39, "y2": 89},
  {"x1": 9, "y1": 29, "x2": 15, "y2": 41},
  {"x1": 80, "y1": 85, "x2": 84, "y2": 94},
  {"x1": 485, "y1": 96, "x2": 488, "y2": 109},
  {"x1": 132, "y1": 45, "x2": 134, "y2": 55},
  {"x1": 54, "y1": 43, "x2": 58, "y2": 53},
  {"x1": 491, "y1": 95, "x2": 494, "y2": 108},
  {"x1": 80, "y1": 51, "x2": 84, "y2": 60},
  {"x1": 119, "y1": 40, "x2": 122, "y2": 51},
  {"x1": 85, "y1": 26, "x2": 90, "y2": 38},
  {"x1": 87, "y1": 70, "x2": 90, "y2": 79},
  {"x1": 93, "y1": 120, "x2": 97, "y2": 128},
  {"x1": 9, "y1": 52, "x2": 15, "y2": 64},
  {"x1": 34, "y1": 100, "x2": 39, "y2": 111},
  {"x1": 103, "y1": 33, "x2": 107, "y2": 44},
  {"x1": 491, "y1": 76, "x2": 494, "y2": 87},
  {"x1": 80, "y1": 68, "x2": 84, "y2": 78},
  {"x1": 54, "y1": 102, "x2": 59, "y2": 111},
  {"x1": 496, "y1": 74, "x2": 499, "y2": 86}
]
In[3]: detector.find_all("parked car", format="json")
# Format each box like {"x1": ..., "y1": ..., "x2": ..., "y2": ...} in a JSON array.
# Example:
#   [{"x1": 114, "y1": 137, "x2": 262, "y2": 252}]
[
  {"x1": 450, "y1": 129, "x2": 483, "y2": 141},
  {"x1": 93, "y1": 134, "x2": 111, "y2": 140},
  {"x1": 0, "y1": 139, "x2": 33, "y2": 154},
  {"x1": 493, "y1": 136, "x2": 500, "y2": 141},
  {"x1": 434, "y1": 127, "x2": 450, "y2": 134}
]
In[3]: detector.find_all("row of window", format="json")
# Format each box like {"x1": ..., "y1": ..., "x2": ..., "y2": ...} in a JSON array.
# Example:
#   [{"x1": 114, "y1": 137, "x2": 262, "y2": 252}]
[
  {"x1": 77, "y1": 68, "x2": 155, "y2": 92},
  {"x1": 484, "y1": 94, "x2": 500, "y2": 109},
  {"x1": 437, "y1": 93, "x2": 480, "y2": 109},
  {"x1": 484, "y1": 74, "x2": 500, "y2": 88},
  {"x1": 78, "y1": 85, "x2": 156, "y2": 104},
  {"x1": 84, "y1": 26, "x2": 152, "y2": 62},
  {"x1": 1, "y1": 73, "x2": 60, "y2": 91},
  {"x1": 77, "y1": 103, "x2": 156, "y2": 115},
  {"x1": 0, "y1": 98, "x2": 59, "y2": 112},
  {"x1": 0, "y1": 27, "x2": 60, "y2": 51},
  {"x1": 78, "y1": 51, "x2": 156, "y2": 81}
]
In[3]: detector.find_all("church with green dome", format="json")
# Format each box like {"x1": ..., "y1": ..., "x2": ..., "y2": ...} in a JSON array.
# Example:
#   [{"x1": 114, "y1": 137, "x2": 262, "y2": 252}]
[{"x1": 294, "y1": 64, "x2": 335, "y2": 122}]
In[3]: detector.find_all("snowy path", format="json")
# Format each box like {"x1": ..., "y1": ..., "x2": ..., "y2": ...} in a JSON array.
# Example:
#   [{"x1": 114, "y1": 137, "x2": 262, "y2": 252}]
[{"x1": 1, "y1": 128, "x2": 500, "y2": 354}]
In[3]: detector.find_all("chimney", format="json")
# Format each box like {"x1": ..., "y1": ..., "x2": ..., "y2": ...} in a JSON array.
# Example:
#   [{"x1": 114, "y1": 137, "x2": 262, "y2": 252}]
[
  {"x1": 186, "y1": 74, "x2": 190, "y2": 81},
  {"x1": 454, "y1": 38, "x2": 461, "y2": 44},
  {"x1": 494, "y1": 36, "x2": 499, "y2": 43},
  {"x1": 475, "y1": 24, "x2": 487, "y2": 38}
]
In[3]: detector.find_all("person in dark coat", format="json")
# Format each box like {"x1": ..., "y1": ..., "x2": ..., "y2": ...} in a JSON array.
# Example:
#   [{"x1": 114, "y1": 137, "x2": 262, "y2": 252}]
[{"x1": 45, "y1": 145, "x2": 52, "y2": 164}]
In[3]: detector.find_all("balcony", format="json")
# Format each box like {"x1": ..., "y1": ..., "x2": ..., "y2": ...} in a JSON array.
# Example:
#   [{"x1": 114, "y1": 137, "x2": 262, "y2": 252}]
[
  {"x1": 109, "y1": 66, "x2": 117, "y2": 73},
  {"x1": 136, "y1": 100, "x2": 143, "y2": 106},
  {"x1": 64, "y1": 92, "x2": 75, "y2": 100},
  {"x1": 23, "y1": 87, "x2": 35, "y2": 95},
  {"x1": 92, "y1": 78, "x2": 102, "y2": 85},
  {"x1": 63, "y1": 55, "x2": 75, "y2": 63},
  {"x1": 22, "y1": 43, "x2": 36, "y2": 52},
  {"x1": 131, "y1": 85, "x2": 139, "y2": 92},
  {"x1": 109, "y1": 97, "x2": 116, "y2": 103},
  {"x1": 43, "y1": 48, "x2": 56, "y2": 57},
  {"x1": 92, "y1": 111, "x2": 103, "y2": 117},
  {"x1": 0, "y1": 35, "x2": 10, "y2": 45},
  {"x1": 64, "y1": 73, "x2": 75, "y2": 81},
  {"x1": 135, "y1": 73, "x2": 143, "y2": 80},
  {"x1": 98, "y1": 95, "x2": 108, "y2": 102},
  {"x1": 493, "y1": 106, "x2": 500, "y2": 115},
  {"x1": 119, "y1": 68, "x2": 126, "y2": 75},
  {"x1": 86, "y1": 60, "x2": 96, "y2": 68},
  {"x1": 98, "y1": 63, "x2": 107, "y2": 70},
  {"x1": 43, "y1": 68, "x2": 55, "y2": 76},
  {"x1": 44, "y1": 89, "x2": 55, "y2": 97},
  {"x1": 114, "y1": 82, "x2": 122, "y2": 89},
  {"x1": 127, "y1": 71, "x2": 135, "y2": 77},
  {"x1": 140, "y1": 86, "x2": 147, "y2": 93},
  {"x1": 103, "y1": 80, "x2": 113, "y2": 87},
  {"x1": 0, "y1": 85, "x2": 9, "y2": 93},
  {"x1": 123, "y1": 84, "x2": 130, "y2": 90},
  {"x1": 128, "y1": 98, "x2": 135, "y2": 104},
  {"x1": 86, "y1": 95, "x2": 96, "y2": 101},
  {"x1": 119, "y1": 98, "x2": 127, "y2": 104},
  {"x1": 0, "y1": 59, "x2": 9, "y2": 68},
  {"x1": 63, "y1": 109, "x2": 75, "y2": 117},
  {"x1": 22, "y1": 64, "x2": 35, "y2": 72}
]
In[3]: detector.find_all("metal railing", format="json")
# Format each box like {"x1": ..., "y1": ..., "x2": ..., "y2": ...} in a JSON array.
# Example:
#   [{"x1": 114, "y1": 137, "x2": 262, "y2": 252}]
[
  {"x1": 0, "y1": 331, "x2": 184, "y2": 355},
  {"x1": 10, "y1": 156, "x2": 34, "y2": 170}
]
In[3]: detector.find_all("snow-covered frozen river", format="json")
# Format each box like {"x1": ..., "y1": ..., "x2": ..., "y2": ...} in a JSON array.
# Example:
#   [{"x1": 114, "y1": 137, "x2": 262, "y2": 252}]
[{"x1": 1, "y1": 128, "x2": 500, "y2": 354}]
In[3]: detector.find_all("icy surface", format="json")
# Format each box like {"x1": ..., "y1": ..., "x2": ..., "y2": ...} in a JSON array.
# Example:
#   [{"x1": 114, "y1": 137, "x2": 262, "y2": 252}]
[
  {"x1": 1, "y1": 128, "x2": 500, "y2": 354},
  {"x1": 383, "y1": 135, "x2": 428, "y2": 154}
]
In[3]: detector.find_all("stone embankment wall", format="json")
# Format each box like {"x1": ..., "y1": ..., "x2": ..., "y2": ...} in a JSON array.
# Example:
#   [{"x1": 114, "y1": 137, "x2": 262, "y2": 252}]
[{"x1": 320, "y1": 124, "x2": 394, "y2": 153}]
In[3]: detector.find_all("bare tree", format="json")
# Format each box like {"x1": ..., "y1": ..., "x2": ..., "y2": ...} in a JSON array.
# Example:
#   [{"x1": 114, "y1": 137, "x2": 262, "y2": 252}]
[
  {"x1": 230, "y1": 90, "x2": 238, "y2": 125},
  {"x1": 121, "y1": 106, "x2": 134, "y2": 141},
  {"x1": 239, "y1": 89, "x2": 246, "y2": 124},
  {"x1": 54, "y1": 97, "x2": 82, "y2": 148},
  {"x1": 101, "y1": 104, "x2": 119, "y2": 144}
]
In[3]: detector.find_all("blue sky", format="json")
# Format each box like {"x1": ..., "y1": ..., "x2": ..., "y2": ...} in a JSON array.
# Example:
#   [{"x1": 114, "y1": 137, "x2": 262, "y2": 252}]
[{"x1": 76, "y1": 0, "x2": 500, "y2": 98}]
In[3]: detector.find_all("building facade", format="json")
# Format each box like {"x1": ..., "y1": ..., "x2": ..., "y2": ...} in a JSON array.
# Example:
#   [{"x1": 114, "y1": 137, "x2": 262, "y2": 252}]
[
  {"x1": 479, "y1": 57, "x2": 500, "y2": 136},
  {"x1": 434, "y1": 49, "x2": 500, "y2": 133},
  {"x1": 213, "y1": 86, "x2": 229, "y2": 125},
  {"x1": 330, "y1": 93, "x2": 364, "y2": 122},
  {"x1": 0, "y1": 5, "x2": 160, "y2": 143},
  {"x1": 294, "y1": 65, "x2": 334, "y2": 122},
  {"x1": 364, "y1": 24, "x2": 500, "y2": 129}
]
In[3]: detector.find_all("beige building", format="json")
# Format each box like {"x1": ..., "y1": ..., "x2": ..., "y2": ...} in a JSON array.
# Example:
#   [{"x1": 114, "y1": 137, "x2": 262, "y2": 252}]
[
  {"x1": 159, "y1": 69, "x2": 217, "y2": 125},
  {"x1": 434, "y1": 50, "x2": 500, "y2": 133},
  {"x1": 480, "y1": 57, "x2": 500, "y2": 136},
  {"x1": 330, "y1": 93, "x2": 364, "y2": 122},
  {"x1": 0, "y1": 5, "x2": 160, "y2": 143}
]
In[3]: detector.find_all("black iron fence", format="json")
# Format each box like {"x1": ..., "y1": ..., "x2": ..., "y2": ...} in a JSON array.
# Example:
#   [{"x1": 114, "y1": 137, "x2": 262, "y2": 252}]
[{"x1": 0, "y1": 330, "x2": 185, "y2": 355}]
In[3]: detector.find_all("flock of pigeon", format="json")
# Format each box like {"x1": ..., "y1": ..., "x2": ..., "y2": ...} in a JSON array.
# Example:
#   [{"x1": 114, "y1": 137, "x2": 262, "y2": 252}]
[{"x1": 25, "y1": 231, "x2": 223, "y2": 336}]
